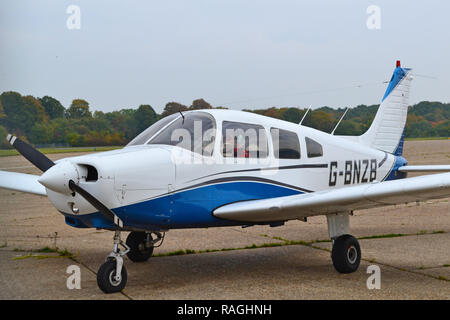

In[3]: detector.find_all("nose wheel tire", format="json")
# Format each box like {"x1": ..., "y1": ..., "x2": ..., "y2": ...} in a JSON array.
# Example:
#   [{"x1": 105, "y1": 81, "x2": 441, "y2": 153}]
[
  {"x1": 331, "y1": 234, "x2": 361, "y2": 273},
  {"x1": 126, "y1": 232, "x2": 154, "y2": 262},
  {"x1": 97, "y1": 259, "x2": 128, "y2": 293}
]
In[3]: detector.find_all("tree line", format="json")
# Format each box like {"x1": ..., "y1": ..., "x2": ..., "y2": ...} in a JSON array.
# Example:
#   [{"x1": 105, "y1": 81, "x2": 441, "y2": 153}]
[{"x1": 0, "y1": 91, "x2": 448, "y2": 149}]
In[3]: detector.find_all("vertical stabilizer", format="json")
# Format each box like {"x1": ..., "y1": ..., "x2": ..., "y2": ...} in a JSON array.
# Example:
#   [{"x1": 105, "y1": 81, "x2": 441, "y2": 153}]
[
  {"x1": 338, "y1": 61, "x2": 413, "y2": 155},
  {"x1": 359, "y1": 61, "x2": 413, "y2": 154}
]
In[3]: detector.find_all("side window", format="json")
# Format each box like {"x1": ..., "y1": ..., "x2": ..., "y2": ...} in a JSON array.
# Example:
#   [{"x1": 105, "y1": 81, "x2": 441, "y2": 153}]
[
  {"x1": 222, "y1": 121, "x2": 268, "y2": 158},
  {"x1": 305, "y1": 137, "x2": 323, "y2": 158},
  {"x1": 270, "y1": 128, "x2": 301, "y2": 159}
]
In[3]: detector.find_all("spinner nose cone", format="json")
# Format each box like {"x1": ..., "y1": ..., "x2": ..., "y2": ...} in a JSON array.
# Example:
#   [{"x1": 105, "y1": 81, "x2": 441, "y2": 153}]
[{"x1": 38, "y1": 161, "x2": 80, "y2": 194}]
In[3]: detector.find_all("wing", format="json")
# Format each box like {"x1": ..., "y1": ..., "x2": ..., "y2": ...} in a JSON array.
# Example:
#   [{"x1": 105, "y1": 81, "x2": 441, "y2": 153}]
[
  {"x1": 0, "y1": 170, "x2": 47, "y2": 196},
  {"x1": 399, "y1": 165, "x2": 450, "y2": 172},
  {"x1": 213, "y1": 172, "x2": 450, "y2": 223}
]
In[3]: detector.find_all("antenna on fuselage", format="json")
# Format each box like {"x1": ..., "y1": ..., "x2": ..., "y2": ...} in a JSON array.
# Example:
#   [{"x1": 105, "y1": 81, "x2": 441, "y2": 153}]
[
  {"x1": 330, "y1": 107, "x2": 349, "y2": 135},
  {"x1": 299, "y1": 105, "x2": 312, "y2": 125}
]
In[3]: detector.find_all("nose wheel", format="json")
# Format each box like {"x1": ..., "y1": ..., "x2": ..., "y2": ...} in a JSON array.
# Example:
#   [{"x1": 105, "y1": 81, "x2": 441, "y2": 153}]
[
  {"x1": 331, "y1": 234, "x2": 361, "y2": 273},
  {"x1": 97, "y1": 258, "x2": 128, "y2": 293},
  {"x1": 97, "y1": 231, "x2": 129, "y2": 293}
]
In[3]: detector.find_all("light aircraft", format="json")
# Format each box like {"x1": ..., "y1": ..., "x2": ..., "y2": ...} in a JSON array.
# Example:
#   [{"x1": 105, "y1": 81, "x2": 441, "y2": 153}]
[{"x1": 1, "y1": 61, "x2": 449, "y2": 293}]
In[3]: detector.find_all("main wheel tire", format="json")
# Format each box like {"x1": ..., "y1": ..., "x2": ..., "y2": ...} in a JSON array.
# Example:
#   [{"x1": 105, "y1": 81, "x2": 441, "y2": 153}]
[
  {"x1": 126, "y1": 232, "x2": 154, "y2": 262},
  {"x1": 331, "y1": 234, "x2": 361, "y2": 273},
  {"x1": 97, "y1": 259, "x2": 127, "y2": 293}
]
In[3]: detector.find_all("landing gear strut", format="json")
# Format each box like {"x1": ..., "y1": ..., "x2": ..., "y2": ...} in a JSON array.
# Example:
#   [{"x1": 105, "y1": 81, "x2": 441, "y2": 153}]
[{"x1": 97, "y1": 231, "x2": 129, "y2": 293}]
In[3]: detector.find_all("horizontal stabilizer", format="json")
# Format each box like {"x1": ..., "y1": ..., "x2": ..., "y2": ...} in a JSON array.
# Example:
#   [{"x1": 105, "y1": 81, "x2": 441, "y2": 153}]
[
  {"x1": 213, "y1": 172, "x2": 450, "y2": 223},
  {"x1": 0, "y1": 170, "x2": 47, "y2": 196},
  {"x1": 398, "y1": 165, "x2": 450, "y2": 172}
]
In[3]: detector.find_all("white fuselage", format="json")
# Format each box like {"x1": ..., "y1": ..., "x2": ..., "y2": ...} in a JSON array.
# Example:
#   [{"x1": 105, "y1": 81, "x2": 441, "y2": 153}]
[{"x1": 45, "y1": 110, "x2": 401, "y2": 230}]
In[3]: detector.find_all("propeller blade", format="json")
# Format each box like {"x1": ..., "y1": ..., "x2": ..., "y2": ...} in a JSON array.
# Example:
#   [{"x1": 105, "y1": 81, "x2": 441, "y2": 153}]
[
  {"x1": 6, "y1": 134, "x2": 55, "y2": 172},
  {"x1": 68, "y1": 180, "x2": 124, "y2": 228}
]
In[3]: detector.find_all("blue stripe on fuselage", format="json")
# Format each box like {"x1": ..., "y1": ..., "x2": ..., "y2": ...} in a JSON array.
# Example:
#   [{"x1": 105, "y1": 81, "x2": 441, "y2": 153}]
[
  {"x1": 63, "y1": 181, "x2": 302, "y2": 231},
  {"x1": 394, "y1": 128, "x2": 406, "y2": 156}
]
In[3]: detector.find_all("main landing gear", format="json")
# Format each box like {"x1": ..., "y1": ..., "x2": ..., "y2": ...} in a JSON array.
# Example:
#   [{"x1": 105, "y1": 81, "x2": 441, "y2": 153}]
[
  {"x1": 331, "y1": 234, "x2": 361, "y2": 273},
  {"x1": 327, "y1": 213, "x2": 361, "y2": 274},
  {"x1": 97, "y1": 231, "x2": 164, "y2": 293}
]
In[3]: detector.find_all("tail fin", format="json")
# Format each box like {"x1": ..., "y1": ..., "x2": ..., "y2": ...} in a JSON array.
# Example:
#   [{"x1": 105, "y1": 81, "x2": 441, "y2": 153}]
[{"x1": 359, "y1": 61, "x2": 413, "y2": 155}]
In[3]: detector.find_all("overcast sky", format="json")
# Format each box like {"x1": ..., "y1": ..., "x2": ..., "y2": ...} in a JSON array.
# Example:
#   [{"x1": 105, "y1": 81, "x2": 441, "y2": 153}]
[{"x1": 1, "y1": 0, "x2": 449, "y2": 113}]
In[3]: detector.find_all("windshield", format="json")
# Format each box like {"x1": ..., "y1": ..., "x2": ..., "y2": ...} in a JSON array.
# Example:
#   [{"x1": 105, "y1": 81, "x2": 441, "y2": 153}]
[
  {"x1": 148, "y1": 112, "x2": 216, "y2": 156},
  {"x1": 127, "y1": 113, "x2": 179, "y2": 146}
]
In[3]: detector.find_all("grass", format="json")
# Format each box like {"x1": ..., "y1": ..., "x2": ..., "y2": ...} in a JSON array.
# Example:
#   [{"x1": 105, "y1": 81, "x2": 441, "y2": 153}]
[
  {"x1": 0, "y1": 146, "x2": 122, "y2": 157},
  {"x1": 153, "y1": 237, "x2": 325, "y2": 258},
  {"x1": 35, "y1": 246, "x2": 58, "y2": 253},
  {"x1": 404, "y1": 137, "x2": 448, "y2": 141},
  {"x1": 358, "y1": 233, "x2": 406, "y2": 240},
  {"x1": 357, "y1": 230, "x2": 446, "y2": 241},
  {"x1": 12, "y1": 246, "x2": 74, "y2": 260},
  {"x1": 0, "y1": 241, "x2": 7, "y2": 248},
  {"x1": 151, "y1": 230, "x2": 448, "y2": 259},
  {"x1": 153, "y1": 242, "x2": 288, "y2": 258}
]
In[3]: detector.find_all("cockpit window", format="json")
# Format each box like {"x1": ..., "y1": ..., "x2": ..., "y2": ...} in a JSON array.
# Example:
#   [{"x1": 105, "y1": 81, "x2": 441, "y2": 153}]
[
  {"x1": 127, "y1": 113, "x2": 179, "y2": 146},
  {"x1": 148, "y1": 112, "x2": 216, "y2": 156}
]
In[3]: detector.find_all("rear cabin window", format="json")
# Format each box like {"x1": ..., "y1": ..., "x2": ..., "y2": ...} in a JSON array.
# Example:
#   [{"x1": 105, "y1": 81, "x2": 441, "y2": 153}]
[
  {"x1": 305, "y1": 137, "x2": 323, "y2": 158},
  {"x1": 270, "y1": 128, "x2": 301, "y2": 159},
  {"x1": 222, "y1": 121, "x2": 268, "y2": 158}
]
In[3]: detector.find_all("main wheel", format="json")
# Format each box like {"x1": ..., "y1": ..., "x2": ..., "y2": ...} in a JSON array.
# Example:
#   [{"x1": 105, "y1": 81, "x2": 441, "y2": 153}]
[
  {"x1": 126, "y1": 232, "x2": 154, "y2": 262},
  {"x1": 331, "y1": 234, "x2": 361, "y2": 273},
  {"x1": 97, "y1": 259, "x2": 127, "y2": 293}
]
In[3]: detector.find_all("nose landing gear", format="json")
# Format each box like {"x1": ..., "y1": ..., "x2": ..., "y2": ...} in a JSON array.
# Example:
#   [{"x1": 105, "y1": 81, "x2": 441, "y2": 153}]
[
  {"x1": 97, "y1": 231, "x2": 165, "y2": 293},
  {"x1": 97, "y1": 231, "x2": 130, "y2": 293}
]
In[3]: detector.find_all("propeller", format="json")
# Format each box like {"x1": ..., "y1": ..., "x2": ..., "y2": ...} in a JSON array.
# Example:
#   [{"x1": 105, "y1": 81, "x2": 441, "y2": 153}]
[
  {"x1": 6, "y1": 134, "x2": 124, "y2": 228},
  {"x1": 6, "y1": 134, "x2": 55, "y2": 172}
]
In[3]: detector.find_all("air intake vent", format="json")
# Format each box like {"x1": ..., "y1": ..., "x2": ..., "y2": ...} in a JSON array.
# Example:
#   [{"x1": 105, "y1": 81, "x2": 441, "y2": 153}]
[{"x1": 84, "y1": 165, "x2": 98, "y2": 182}]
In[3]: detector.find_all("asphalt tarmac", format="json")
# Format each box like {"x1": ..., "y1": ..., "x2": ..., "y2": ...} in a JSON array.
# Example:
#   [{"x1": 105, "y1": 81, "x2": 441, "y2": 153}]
[{"x1": 0, "y1": 140, "x2": 448, "y2": 299}]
